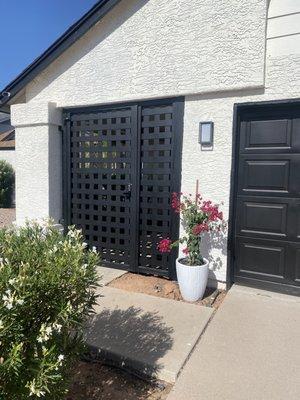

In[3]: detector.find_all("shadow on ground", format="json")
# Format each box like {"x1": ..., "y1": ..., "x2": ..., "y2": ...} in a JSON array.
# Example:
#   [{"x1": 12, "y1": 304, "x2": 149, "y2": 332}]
[{"x1": 85, "y1": 306, "x2": 174, "y2": 378}]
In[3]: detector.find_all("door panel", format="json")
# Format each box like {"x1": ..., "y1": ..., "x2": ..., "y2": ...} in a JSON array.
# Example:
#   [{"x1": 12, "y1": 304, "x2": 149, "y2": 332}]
[
  {"x1": 236, "y1": 237, "x2": 286, "y2": 282},
  {"x1": 237, "y1": 198, "x2": 288, "y2": 238},
  {"x1": 240, "y1": 118, "x2": 300, "y2": 153},
  {"x1": 236, "y1": 196, "x2": 300, "y2": 242},
  {"x1": 241, "y1": 158, "x2": 290, "y2": 193},
  {"x1": 234, "y1": 105, "x2": 300, "y2": 294},
  {"x1": 138, "y1": 105, "x2": 174, "y2": 275},
  {"x1": 69, "y1": 106, "x2": 137, "y2": 270},
  {"x1": 238, "y1": 154, "x2": 300, "y2": 197},
  {"x1": 64, "y1": 99, "x2": 183, "y2": 278}
]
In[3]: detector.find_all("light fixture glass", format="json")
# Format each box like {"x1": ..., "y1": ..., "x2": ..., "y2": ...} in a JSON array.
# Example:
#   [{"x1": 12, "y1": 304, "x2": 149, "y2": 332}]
[{"x1": 199, "y1": 121, "x2": 214, "y2": 146}]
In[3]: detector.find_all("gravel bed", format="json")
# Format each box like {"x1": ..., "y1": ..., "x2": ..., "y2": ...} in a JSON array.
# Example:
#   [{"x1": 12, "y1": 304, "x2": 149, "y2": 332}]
[{"x1": 0, "y1": 208, "x2": 16, "y2": 228}]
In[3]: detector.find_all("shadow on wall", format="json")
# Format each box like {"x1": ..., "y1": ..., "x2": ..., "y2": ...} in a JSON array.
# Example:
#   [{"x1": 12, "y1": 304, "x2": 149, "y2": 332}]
[
  {"x1": 85, "y1": 306, "x2": 174, "y2": 378},
  {"x1": 201, "y1": 230, "x2": 228, "y2": 277}
]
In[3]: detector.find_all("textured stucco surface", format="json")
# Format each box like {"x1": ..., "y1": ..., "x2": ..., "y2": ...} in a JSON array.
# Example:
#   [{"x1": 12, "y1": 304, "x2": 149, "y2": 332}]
[
  {"x1": 11, "y1": 101, "x2": 62, "y2": 127},
  {"x1": 25, "y1": 0, "x2": 267, "y2": 106},
  {"x1": 11, "y1": 102, "x2": 62, "y2": 225},
  {"x1": 15, "y1": 125, "x2": 50, "y2": 223},
  {"x1": 182, "y1": 53, "x2": 300, "y2": 282},
  {"x1": 11, "y1": 0, "x2": 300, "y2": 284}
]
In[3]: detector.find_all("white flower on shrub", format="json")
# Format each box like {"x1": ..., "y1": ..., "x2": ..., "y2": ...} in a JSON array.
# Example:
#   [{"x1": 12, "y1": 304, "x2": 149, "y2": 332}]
[
  {"x1": 2, "y1": 287, "x2": 24, "y2": 309},
  {"x1": 28, "y1": 380, "x2": 45, "y2": 398},
  {"x1": 0, "y1": 221, "x2": 99, "y2": 398},
  {"x1": 67, "y1": 228, "x2": 82, "y2": 239},
  {"x1": 2, "y1": 289, "x2": 14, "y2": 310},
  {"x1": 82, "y1": 242, "x2": 88, "y2": 248},
  {"x1": 8, "y1": 278, "x2": 17, "y2": 286},
  {"x1": 49, "y1": 245, "x2": 58, "y2": 255},
  {"x1": 0, "y1": 257, "x2": 9, "y2": 269},
  {"x1": 92, "y1": 246, "x2": 97, "y2": 253},
  {"x1": 82, "y1": 263, "x2": 88, "y2": 271},
  {"x1": 53, "y1": 322, "x2": 62, "y2": 333},
  {"x1": 37, "y1": 324, "x2": 53, "y2": 343},
  {"x1": 58, "y1": 354, "x2": 64, "y2": 365},
  {"x1": 66, "y1": 301, "x2": 73, "y2": 312}
]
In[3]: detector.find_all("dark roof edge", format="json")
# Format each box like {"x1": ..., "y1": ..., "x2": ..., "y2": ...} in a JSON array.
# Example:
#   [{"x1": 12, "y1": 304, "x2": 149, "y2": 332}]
[
  {"x1": 0, "y1": 0, "x2": 121, "y2": 106},
  {"x1": 0, "y1": 104, "x2": 10, "y2": 113}
]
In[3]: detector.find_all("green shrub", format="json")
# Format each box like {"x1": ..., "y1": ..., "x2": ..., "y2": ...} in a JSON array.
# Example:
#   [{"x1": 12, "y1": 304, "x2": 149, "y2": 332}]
[
  {"x1": 0, "y1": 222, "x2": 99, "y2": 399},
  {"x1": 0, "y1": 160, "x2": 14, "y2": 208}
]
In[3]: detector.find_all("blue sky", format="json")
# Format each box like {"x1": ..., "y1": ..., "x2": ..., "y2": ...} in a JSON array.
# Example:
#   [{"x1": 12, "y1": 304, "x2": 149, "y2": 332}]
[{"x1": 0, "y1": 0, "x2": 98, "y2": 89}]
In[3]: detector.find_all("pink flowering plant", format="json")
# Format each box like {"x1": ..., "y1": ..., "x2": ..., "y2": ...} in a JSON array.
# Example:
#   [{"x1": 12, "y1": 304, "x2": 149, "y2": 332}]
[{"x1": 158, "y1": 192, "x2": 225, "y2": 266}]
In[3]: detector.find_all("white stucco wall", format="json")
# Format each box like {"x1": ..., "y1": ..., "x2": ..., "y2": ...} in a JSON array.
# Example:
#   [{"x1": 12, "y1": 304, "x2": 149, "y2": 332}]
[
  {"x1": 183, "y1": 59, "x2": 300, "y2": 283},
  {"x1": 180, "y1": 0, "x2": 300, "y2": 283},
  {"x1": 11, "y1": 102, "x2": 62, "y2": 224},
  {"x1": 25, "y1": 0, "x2": 267, "y2": 106},
  {"x1": 0, "y1": 150, "x2": 15, "y2": 170},
  {"x1": 10, "y1": 0, "x2": 300, "y2": 285}
]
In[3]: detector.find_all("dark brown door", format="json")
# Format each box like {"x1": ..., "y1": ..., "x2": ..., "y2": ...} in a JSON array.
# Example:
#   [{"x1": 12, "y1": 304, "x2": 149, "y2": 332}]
[
  {"x1": 233, "y1": 103, "x2": 300, "y2": 295},
  {"x1": 63, "y1": 99, "x2": 183, "y2": 279}
]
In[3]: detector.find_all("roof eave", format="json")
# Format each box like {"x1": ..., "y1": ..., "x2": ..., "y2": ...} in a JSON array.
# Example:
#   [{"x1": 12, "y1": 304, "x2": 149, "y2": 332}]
[{"x1": 0, "y1": 0, "x2": 121, "y2": 106}]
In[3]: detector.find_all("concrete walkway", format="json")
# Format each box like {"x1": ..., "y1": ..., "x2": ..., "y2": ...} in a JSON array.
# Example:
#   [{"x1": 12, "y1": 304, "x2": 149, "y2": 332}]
[
  {"x1": 85, "y1": 267, "x2": 213, "y2": 382},
  {"x1": 168, "y1": 285, "x2": 300, "y2": 400},
  {"x1": 96, "y1": 265, "x2": 126, "y2": 285}
]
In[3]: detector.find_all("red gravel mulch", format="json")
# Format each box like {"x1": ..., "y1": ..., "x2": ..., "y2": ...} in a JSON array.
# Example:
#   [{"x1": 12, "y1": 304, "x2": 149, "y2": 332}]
[
  {"x1": 67, "y1": 361, "x2": 172, "y2": 400},
  {"x1": 109, "y1": 272, "x2": 226, "y2": 309}
]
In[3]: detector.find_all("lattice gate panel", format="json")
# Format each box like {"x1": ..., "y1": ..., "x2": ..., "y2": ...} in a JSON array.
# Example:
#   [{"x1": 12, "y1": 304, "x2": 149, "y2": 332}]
[
  {"x1": 69, "y1": 107, "x2": 136, "y2": 269},
  {"x1": 65, "y1": 99, "x2": 183, "y2": 278},
  {"x1": 138, "y1": 105, "x2": 174, "y2": 276}
]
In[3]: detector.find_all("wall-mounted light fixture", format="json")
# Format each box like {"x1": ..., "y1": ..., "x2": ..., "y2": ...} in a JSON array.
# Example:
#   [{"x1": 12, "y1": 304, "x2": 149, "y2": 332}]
[{"x1": 199, "y1": 121, "x2": 214, "y2": 147}]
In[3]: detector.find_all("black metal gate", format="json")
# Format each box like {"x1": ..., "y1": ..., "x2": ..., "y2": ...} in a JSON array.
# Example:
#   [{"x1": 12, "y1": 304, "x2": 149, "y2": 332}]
[{"x1": 63, "y1": 98, "x2": 184, "y2": 278}]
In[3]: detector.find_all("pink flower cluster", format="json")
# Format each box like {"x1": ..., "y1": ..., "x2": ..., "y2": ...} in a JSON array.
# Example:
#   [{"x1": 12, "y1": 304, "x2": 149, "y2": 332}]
[
  {"x1": 201, "y1": 201, "x2": 223, "y2": 222},
  {"x1": 157, "y1": 238, "x2": 172, "y2": 253},
  {"x1": 171, "y1": 192, "x2": 183, "y2": 213},
  {"x1": 192, "y1": 222, "x2": 209, "y2": 235},
  {"x1": 157, "y1": 191, "x2": 226, "y2": 260},
  {"x1": 182, "y1": 247, "x2": 189, "y2": 255}
]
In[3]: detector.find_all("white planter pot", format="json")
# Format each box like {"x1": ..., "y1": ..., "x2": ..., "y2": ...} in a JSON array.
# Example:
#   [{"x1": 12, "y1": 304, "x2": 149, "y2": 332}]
[{"x1": 176, "y1": 257, "x2": 209, "y2": 302}]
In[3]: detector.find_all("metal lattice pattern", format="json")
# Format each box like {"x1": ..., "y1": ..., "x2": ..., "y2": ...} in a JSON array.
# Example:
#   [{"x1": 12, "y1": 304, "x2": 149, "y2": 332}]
[
  {"x1": 138, "y1": 106, "x2": 173, "y2": 274},
  {"x1": 65, "y1": 99, "x2": 183, "y2": 278},
  {"x1": 70, "y1": 108, "x2": 134, "y2": 268}
]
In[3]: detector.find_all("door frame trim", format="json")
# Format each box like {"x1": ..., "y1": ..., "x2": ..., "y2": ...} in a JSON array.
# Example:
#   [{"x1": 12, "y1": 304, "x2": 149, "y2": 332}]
[
  {"x1": 227, "y1": 97, "x2": 300, "y2": 295},
  {"x1": 62, "y1": 96, "x2": 184, "y2": 115},
  {"x1": 62, "y1": 96, "x2": 185, "y2": 279}
]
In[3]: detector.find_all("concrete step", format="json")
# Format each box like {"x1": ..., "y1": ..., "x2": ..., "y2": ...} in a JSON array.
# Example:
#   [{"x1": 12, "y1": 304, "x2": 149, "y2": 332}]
[{"x1": 85, "y1": 285, "x2": 213, "y2": 382}]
